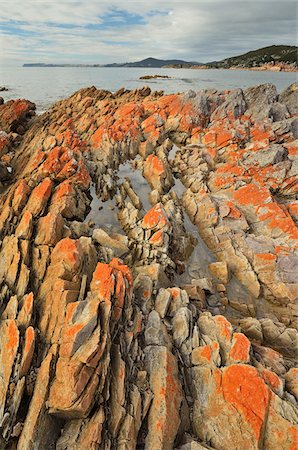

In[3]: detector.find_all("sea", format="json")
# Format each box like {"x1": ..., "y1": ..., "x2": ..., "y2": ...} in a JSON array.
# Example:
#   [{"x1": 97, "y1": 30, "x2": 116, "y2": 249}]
[{"x1": 0, "y1": 66, "x2": 297, "y2": 113}]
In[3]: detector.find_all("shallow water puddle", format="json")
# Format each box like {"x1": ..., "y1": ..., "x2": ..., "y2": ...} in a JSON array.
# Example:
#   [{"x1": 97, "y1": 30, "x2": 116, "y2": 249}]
[
  {"x1": 117, "y1": 160, "x2": 152, "y2": 211},
  {"x1": 85, "y1": 184, "x2": 121, "y2": 232}
]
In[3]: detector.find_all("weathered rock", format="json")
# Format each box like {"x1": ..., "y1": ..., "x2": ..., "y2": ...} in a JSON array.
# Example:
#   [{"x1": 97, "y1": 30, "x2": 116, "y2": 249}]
[
  {"x1": 145, "y1": 346, "x2": 182, "y2": 450},
  {"x1": 0, "y1": 83, "x2": 297, "y2": 449}
]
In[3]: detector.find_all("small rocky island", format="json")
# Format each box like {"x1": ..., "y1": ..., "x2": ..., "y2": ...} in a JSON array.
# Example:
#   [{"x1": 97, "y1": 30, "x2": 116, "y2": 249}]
[
  {"x1": 0, "y1": 83, "x2": 297, "y2": 449},
  {"x1": 139, "y1": 74, "x2": 171, "y2": 80}
]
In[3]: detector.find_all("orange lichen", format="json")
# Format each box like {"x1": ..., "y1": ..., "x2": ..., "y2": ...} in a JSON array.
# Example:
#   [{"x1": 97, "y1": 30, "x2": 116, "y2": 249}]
[
  {"x1": 198, "y1": 345, "x2": 212, "y2": 362},
  {"x1": 214, "y1": 315, "x2": 232, "y2": 340},
  {"x1": 91, "y1": 262, "x2": 115, "y2": 302},
  {"x1": 146, "y1": 154, "x2": 165, "y2": 175},
  {"x1": 255, "y1": 253, "x2": 277, "y2": 261},
  {"x1": 52, "y1": 238, "x2": 80, "y2": 268},
  {"x1": 230, "y1": 333, "x2": 251, "y2": 362},
  {"x1": 234, "y1": 183, "x2": 270, "y2": 207},
  {"x1": 226, "y1": 201, "x2": 242, "y2": 219},
  {"x1": 23, "y1": 292, "x2": 34, "y2": 314},
  {"x1": 149, "y1": 230, "x2": 164, "y2": 246},
  {"x1": 259, "y1": 368, "x2": 282, "y2": 391},
  {"x1": 142, "y1": 203, "x2": 170, "y2": 230},
  {"x1": 7, "y1": 320, "x2": 19, "y2": 353},
  {"x1": 24, "y1": 326, "x2": 35, "y2": 353},
  {"x1": 216, "y1": 130, "x2": 233, "y2": 147},
  {"x1": 222, "y1": 365, "x2": 269, "y2": 441}
]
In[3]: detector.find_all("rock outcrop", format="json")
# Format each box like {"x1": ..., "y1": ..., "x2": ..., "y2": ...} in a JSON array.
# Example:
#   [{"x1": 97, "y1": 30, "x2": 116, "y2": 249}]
[{"x1": 0, "y1": 82, "x2": 297, "y2": 449}]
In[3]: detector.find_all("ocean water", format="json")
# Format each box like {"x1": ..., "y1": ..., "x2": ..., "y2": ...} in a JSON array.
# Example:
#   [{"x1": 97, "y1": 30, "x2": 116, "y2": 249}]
[{"x1": 0, "y1": 66, "x2": 297, "y2": 113}]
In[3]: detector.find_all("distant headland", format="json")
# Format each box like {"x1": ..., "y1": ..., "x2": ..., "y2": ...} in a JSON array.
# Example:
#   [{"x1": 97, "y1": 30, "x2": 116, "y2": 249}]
[{"x1": 23, "y1": 45, "x2": 297, "y2": 71}]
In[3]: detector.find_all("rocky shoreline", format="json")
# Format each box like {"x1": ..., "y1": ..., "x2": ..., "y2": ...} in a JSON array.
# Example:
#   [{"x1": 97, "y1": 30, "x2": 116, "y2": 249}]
[
  {"x1": 164, "y1": 63, "x2": 298, "y2": 72},
  {"x1": 0, "y1": 82, "x2": 297, "y2": 449}
]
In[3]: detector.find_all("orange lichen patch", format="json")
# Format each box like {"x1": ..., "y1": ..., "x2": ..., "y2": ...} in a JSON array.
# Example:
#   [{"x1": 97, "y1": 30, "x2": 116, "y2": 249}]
[
  {"x1": 259, "y1": 368, "x2": 283, "y2": 392},
  {"x1": 24, "y1": 149, "x2": 46, "y2": 174},
  {"x1": 7, "y1": 320, "x2": 19, "y2": 354},
  {"x1": 110, "y1": 258, "x2": 133, "y2": 291},
  {"x1": 149, "y1": 230, "x2": 164, "y2": 246},
  {"x1": 229, "y1": 333, "x2": 251, "y2": 363},
  {"x1": 216, "y1": 164, "x2": 245, "y2": 177},
  {"x1": 91, "y1": 127, "x2": 105, "y2": 147},
  {"x1": 142, "y1": 203, "x2": 170, "y2": 230},
  {"x1": 233, "y1": 183, "x2": 271, "y2": 207},
  {"x1": 91, "y1": 262, "x2": 115, "y2": 302},
  {"x1": 24, "y1": 326, "x2": 35, "y2": 353},
  {"x1": 12, "y1": 180, "x2": 31, "y2": 212},
  {"x1": 256, "y1": 253, "x2": 277, "y2": 261},
  {"x1": 275, "y1": 246, "x2": 291, "y2": 256},
  {"x1": 26, "y1": 177, "x2": 53, "y2": 215},
  {"x1": 205, "y1": 146, "x2": 217, "y2": 159},
  {"x1": 258, "y1": 203, "x2": 298, "y2": 241},
  {"x1": 51, "y1": 180, "x2": 75, "y2": 200},
  {"x1": 168, "y1": 287, "x2": 180, "y2": 299},
  {"x1": 222, "y1": 365, "x2": 269, "y2": 441},
  {"x1": 141, "y1": 114, "x2": 162, "y2": 132},
  {"x1": 108, "y1": 116, "x2": 142, "y2": 142},
  {"x1": 225, "y1": 201, "x2": 242, "y2": 219},
  {"x1": 246, "y1": 163, "x2": 289, "y2": 190},
  {"x1": 224, "y1": 145, "x2": 246, "y2": 164},
  {"x1": 289, "y1": 427, "x2": 298, "y2": 450},
  {"x1": 64, "y1": 322, "x2": 85, "y2": 339},
  {"x1": 64, "y1": 302, "x2": 78, "y2": 323},
  {"x1": 199, "y1": 345, "x2": 212, "y2": 362},
  {"x1": 250, "y1": 124, "x2": 271, "y2": 142},
  {"x1": 216, "y1": 130, "x2": 233, "y2": 147},
  {"x1": 12, "y1": 99, "x2": 31, "y2": 116},
  {"x1": 202, "y1": 131, "x2": 216, "y2": 146},
  {"x1": 23, "y1": 292, "x2": 34, "y2": 315},
  {"x1": 115, "y1": 102, "x2": 144, "y2": 119},
  {"x1": 19, "y1": 326, "x2": 35, "y2": 377},
  {"x1": 179, "y1": 103, "x2": 198, "y2": 133},
  {"x1": 214, "y1": 315, "x2": 232, "y2": 340},
  {"x1": 213, "y1": 163, "x2": 247, "y2": 189},
  {"x1": 283, "y1": 141, "x2": 298, "y2": 157},
  {"x1": 145, "y1": 154, "x2": 165, "y2": 175},
  {"x1": 56, "y1": 158, "x2": 78, "y2": 180},
  {"x1": 253, "y1": 252, "x2": 277, "y2": 272},
  {"x1": 51, "y1": 238, "x2": 81, "y2": 271},
  {"x1": 41, "y1": 146, "x2": 64, "y2": 174},
  {"x1": 15, "y1": 210, "x2": 33, "y2": 239}
]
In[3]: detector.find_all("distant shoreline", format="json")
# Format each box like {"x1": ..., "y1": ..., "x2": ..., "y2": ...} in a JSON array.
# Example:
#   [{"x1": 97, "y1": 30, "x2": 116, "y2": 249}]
[{"x1": 22, "y1": 64, "x2": 298, "y2": 72}]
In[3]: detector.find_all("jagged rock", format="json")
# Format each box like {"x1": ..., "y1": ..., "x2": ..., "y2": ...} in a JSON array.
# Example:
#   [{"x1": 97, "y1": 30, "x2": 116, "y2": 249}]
[
  {"x1": 92, "y1": 228, "x2": 129, "y2": 256},
  {"x1": 0, "y1": 84, "x2": 297, "y2": 449},
  {"x1": 279, "y1": 82, "x2": 298, "y2": 115},
  {"x1": 145, "y1": 346, "x2": 182, "y2": 450}
]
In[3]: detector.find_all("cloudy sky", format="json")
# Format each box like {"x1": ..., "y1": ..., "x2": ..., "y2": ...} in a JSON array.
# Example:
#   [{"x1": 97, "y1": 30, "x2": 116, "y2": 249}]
[{"x1": 0, "y1": 1, "x2": 297, "y2": 65}]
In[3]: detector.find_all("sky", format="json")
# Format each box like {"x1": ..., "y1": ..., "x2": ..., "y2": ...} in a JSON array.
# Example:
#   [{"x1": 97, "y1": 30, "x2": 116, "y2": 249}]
[{"x1": 0, "y1": 0, "x2": 297, "y2": 65}]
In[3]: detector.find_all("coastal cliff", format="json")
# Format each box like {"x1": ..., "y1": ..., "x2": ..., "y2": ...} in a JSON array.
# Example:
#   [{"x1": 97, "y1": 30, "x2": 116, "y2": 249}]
[{"x1": 0, "y1": 82, "x2": 297, "y2": 449}]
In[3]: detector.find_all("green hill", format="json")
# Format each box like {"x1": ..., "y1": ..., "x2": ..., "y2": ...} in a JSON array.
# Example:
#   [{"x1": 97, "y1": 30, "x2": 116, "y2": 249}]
[{"x1": 207, "y1": 45, "x2": 298, "y2": 68}]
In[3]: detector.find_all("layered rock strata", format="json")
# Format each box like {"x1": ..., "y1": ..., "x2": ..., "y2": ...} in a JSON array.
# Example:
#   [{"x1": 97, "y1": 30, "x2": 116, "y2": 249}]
[{"x1": 0, "y1": 83, "x2": 297, "y2": 449}]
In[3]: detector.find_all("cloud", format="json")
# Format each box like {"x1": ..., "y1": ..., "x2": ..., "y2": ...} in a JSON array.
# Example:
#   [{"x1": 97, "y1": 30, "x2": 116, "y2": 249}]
[{"x1": 0, "y1": 1, "x2": 296, "y2": 65}]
